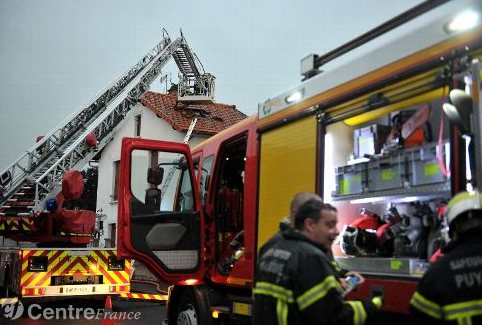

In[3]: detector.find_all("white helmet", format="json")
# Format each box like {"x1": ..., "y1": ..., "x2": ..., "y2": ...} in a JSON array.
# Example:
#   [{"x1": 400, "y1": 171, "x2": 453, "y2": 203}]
[{"x1": 445, "y1": 189, "x2": 482, "y2": 234}]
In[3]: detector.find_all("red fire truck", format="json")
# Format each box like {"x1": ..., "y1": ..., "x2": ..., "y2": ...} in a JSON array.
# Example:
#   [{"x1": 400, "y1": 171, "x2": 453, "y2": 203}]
[{"x1": 116, "y1": 0, "x2": 482, "y2": 323}]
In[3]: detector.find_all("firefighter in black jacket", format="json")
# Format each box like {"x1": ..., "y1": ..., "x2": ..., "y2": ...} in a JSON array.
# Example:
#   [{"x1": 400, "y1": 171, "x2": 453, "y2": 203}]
[
  {"x1": 410, "y1": 189, "x2": 482, "y2": 324},
  {"x1": 253, "y1": 199, "x2": 381, "y2": 325}
]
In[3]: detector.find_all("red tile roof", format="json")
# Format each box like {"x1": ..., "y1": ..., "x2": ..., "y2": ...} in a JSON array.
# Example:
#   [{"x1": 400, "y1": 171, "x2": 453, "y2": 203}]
[{"x1": 141, "y1": 91, "x2": 247, "y2": 136}]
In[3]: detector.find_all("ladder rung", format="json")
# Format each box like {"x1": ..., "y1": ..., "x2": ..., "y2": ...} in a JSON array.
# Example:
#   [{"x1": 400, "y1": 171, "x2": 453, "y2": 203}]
[
  {"x1": 16, "y1": 203, "x2": 34, "y2": 207},
  {"x1": 1, "y1": 205, "x2": 33, "y2": 209}
]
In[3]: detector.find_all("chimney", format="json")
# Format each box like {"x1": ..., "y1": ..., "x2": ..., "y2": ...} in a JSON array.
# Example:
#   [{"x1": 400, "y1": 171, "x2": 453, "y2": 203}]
[{"x1": 168, "y1": 83, "x2": 178, "y2": 95}]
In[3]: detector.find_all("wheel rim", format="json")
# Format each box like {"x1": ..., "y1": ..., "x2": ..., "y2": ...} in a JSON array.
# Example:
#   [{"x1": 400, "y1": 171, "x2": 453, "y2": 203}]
[{"x1": 177, "y1": 304, "x2": 198, "y2": 325}]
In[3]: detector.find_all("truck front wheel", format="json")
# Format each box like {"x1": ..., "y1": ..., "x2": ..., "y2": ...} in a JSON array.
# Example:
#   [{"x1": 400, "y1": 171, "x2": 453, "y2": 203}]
[{"x1": 175, "y1": 287, "x2": 211, "y2": 325}]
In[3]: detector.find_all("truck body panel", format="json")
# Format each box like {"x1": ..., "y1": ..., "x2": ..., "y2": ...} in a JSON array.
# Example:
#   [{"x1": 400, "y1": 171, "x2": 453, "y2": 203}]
[{"x1": 257, "y1": 116, "x2": 318, "y2": 247}]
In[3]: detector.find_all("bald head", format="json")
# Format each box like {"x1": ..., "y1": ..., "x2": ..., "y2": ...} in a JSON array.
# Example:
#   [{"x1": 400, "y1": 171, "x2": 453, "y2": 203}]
[{"x1": 290, "y1": 192, "x2": 322, "y2": 222}]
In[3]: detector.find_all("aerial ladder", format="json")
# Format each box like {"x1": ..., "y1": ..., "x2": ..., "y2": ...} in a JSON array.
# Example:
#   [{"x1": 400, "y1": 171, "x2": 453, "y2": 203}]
[{"x1": 0, "y1": 30, "x2": 214, "y2": 241}]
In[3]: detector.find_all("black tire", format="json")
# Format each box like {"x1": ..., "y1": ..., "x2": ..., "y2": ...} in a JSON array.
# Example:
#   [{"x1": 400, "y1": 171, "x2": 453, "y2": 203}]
[
  {"x1": 175, "y1": 287, "x2": 211, "y2": 325},
  {"x1": 0, "y1": 265, "x2": 10, "y2": 298}
]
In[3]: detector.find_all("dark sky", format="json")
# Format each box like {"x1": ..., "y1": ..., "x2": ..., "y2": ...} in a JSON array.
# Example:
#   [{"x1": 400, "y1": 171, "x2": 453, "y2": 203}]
[{"x1": 0, "y1": 0, "x2": 422, "y2": 170}]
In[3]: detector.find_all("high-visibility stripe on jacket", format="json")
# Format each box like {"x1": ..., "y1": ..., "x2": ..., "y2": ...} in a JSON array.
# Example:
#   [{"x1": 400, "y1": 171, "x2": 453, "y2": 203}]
[
  {"x1": 253, "y1": 225, "x2": 378, "y2": 325},
  {"x1": 410, "y1": 235, "x2": 482, "y2": 324},
  {"x1": 296, "y1": 275, "x2": 340, "y2": 310}
]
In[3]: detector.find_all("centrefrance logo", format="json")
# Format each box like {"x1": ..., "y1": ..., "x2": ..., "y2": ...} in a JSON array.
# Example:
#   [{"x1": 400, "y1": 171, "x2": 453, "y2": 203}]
[
  {"x1": 2, "y1": 300, "x2": 24, "y2": 320},
  {"x1": 1, "y1": 300, "x2": 142, "y2": 320}
]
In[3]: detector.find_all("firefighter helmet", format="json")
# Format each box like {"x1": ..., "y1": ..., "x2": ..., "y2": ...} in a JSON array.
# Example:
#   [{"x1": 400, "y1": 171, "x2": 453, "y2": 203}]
[
  {"x1": 339, "y1": 225, "x2": 378, "y2": 257},
  {"x1": 445, "y1": 189, "x2": 482, "y2": 236}
]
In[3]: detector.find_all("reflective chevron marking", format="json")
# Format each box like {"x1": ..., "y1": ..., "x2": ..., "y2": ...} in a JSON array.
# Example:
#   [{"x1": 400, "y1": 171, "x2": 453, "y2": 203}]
[
  {"x1": 20, "y1": 250, "x2": 131, "y2": 290},
  {"x1": 119, "y1": 292, "x2": 168, "y2": 301}
]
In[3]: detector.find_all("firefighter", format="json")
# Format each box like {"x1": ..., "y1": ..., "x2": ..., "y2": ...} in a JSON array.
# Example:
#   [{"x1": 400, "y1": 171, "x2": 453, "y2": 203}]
[
  {"x1": 258, "y1": 192, "x2": 364, "y2": 291},
  {"x1": 410, "y1": 189, "x2": 482, "y2": 324},
  {"x1": 253, "y1": 199, "x2": 381, "y2": 325}
]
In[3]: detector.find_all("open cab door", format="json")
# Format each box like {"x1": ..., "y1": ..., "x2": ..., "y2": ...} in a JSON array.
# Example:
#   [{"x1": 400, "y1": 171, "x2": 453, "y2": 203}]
[{"x1": 117, "y1": 138, "x2": 205, "y2": 283}]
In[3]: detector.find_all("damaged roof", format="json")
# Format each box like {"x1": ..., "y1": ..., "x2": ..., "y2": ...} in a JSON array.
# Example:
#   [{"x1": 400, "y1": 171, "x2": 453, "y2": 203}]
[{"x1": 141, "y1": 90, "x2": 247, "y2": 136}]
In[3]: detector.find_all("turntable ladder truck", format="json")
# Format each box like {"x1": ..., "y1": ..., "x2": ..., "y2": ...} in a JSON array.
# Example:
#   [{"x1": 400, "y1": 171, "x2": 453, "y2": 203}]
[{"x1": 0, "y1": 31, "x2": 214, "y2": 301}]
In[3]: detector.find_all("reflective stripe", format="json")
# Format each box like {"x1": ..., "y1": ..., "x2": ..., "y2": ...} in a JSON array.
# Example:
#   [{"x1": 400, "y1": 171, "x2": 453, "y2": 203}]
[
  {"x1": 276, "y1": 299, "x2": 288, "y2": 325},
  {"x1": 443, "y1": 299, "x2": 482, "y2": 321},
  {"x1": 254, "y1": 282, "x2": 291, "y2": 325},
  {"x1": 347, "y1": 301, "x2": 367, "y2": 325},
  {"x1": 410, "y1": 291, "x2": 443, "y2": 319},
  {"x1": 296, "y1": 275, "x2": 341, "y2": 310},
  {"x1": 459, "y1": 317, "x2": 471, "y2": 325},
  {"x1": 332, "y1": 260, "x2": 341, "y2": 272},
  {"x1": 253, "y1": 282, "x2": 294, "y2": 302}
]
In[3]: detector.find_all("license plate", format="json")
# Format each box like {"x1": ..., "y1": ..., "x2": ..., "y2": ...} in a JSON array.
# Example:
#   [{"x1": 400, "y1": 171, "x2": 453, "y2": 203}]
[
  {"x1": 61, "y1": 286, "x2": 92, "y2": 294},
  {"x1": 233, "y1": 302, "x2": 251, "y2": 316}
]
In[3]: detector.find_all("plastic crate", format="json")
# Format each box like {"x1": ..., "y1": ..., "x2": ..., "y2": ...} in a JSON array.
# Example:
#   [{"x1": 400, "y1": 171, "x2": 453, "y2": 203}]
[
  {"x1": 367, "y1": 154, "x2": 405, "y2": 192},
  {"x1": 354, "y1": 124, "x2": 391, "y2": 158},
  {"x1": 333, "y1": 163, "x2": 367, "y2": 196},
  {"x1": 406, "y1": 142, "x2": 450, "y2": 186}
]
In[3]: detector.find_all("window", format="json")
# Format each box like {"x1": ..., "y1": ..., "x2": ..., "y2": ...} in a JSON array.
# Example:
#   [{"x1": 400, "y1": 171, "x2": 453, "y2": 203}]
[
  {"x1": 112, "y1": 160, "x2": 120, "y2": 201},
  {"x1": 134, "y1": 114, "x2": 141, "y2": 137},
  {"x1": 200, "y1": 155, "x2": 214, "y2": 208},
  {"x1": 130, "y1": 149, "x2": 195, "y2": 213},
  {"x1": 105, "y1": 223, "x2": 116, "y2": 248},
  {"x1": 178, "y1": 167, "x2": 194, "y2": 212},
  {"x1": 109, "y1": 223, "x2": 116, "y2": 240}
]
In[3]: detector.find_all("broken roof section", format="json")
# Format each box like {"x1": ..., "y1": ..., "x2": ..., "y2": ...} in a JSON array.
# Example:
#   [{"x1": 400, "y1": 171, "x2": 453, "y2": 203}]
[{"x1": 141, "y1": 86, "x2": 247, "y2": 136}]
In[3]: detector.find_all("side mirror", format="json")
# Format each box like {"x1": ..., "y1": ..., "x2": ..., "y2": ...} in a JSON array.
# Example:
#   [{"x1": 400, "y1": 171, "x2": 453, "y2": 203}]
[
  {"x1": 443, "y1": 89, "x2": 473, "y2": 136},
  {"x1": 147, "y1": 167, "x2": 164, "y2": 186}
]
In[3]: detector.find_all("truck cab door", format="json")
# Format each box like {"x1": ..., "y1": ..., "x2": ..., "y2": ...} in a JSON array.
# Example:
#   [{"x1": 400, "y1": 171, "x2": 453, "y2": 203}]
[{"x1": 117, "y1": 138, "x2": 205, "y2": 283}]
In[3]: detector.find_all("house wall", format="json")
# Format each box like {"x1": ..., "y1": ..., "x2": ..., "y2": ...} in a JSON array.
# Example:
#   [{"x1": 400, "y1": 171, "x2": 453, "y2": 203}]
[{"x1": 95, "y1": 103, "x2": 208, "y2": 248}]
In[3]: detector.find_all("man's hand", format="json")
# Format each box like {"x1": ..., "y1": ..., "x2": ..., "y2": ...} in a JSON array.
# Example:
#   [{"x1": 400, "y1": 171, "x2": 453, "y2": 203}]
[{"x1": 341, "y1": 271, "x2": 365, "y2": 290}]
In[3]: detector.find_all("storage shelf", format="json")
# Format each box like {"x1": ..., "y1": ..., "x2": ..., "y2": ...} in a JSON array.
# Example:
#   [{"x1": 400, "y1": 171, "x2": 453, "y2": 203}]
[
  {"x1": 332, "y1": 181, "x2": 450, "y2": 203},
  {"x1": 335, "y1": 257, "x2": 430, "y2": 278}
]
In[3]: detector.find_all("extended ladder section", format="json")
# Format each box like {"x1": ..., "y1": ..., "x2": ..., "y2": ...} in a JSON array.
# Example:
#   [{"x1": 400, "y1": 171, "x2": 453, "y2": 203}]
[
  {"x1": 0, "y1": 33, "x2": 214, "y2": 235},
  {"x1": 174, "y1": 38, "x2": 215, "y2": 102}
]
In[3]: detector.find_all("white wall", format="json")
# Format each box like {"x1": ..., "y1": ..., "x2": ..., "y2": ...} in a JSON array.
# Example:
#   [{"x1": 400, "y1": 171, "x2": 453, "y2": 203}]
[{"x1": 95, "y1": 102, "x2": 207, "y2": 247}]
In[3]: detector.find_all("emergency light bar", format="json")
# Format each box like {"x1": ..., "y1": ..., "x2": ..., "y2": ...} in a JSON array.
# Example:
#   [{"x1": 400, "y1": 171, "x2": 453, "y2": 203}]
[{"x1": 444, "y1": 10, "x2": 480, "y2": 33}]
